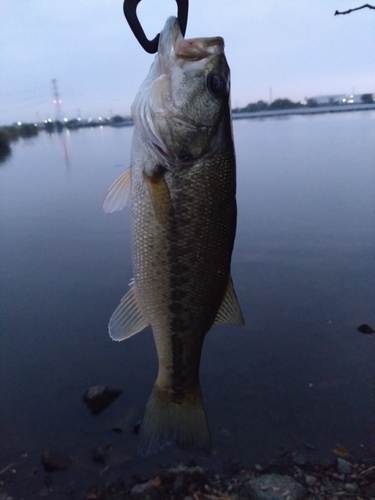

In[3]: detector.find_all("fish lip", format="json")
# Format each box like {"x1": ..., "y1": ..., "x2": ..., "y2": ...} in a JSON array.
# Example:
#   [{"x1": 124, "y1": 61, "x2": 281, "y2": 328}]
[
  {"x1": 158, "y1": 17, "x2": 224, "y2": 64},
  {"x1": 158, "y1": 17, "x2": 183, "y2": 61}
]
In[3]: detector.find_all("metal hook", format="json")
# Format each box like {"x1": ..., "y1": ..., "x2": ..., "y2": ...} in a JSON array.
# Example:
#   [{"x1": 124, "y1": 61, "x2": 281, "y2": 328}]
[{"x1": 123, "y1": 0, "x2": 188, "y2": 54}]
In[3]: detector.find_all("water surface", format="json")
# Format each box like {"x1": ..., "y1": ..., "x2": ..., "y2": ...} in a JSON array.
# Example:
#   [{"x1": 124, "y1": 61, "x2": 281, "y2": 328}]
[{"x1": 1, "y1": 112, "x2": 374, "y2": 495}]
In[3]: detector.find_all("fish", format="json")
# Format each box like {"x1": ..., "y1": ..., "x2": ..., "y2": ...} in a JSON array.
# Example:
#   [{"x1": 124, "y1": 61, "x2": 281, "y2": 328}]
[{"x1": 103, "y1": 16, "x2": 244, "y2": 455}]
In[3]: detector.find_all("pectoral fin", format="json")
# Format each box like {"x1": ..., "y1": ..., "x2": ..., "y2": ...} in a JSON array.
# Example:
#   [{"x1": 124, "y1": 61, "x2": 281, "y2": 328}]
[
  {"x1": 109, "y1": 280, "x2": 149, "y2": 341},
  {"x1": 103, "y1": 168, "x2": 132, "y2": 213},
  {"x1": 143, "y1": 168, "x2": 174, "y2": 226},
  {"x1": 214, "y1": 276, "x2": 245, "y2": 326}
]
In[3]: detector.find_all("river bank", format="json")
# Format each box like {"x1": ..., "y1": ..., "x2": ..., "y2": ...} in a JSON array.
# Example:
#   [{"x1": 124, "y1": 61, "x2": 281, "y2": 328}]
[
  {"x1": 232, "y1": 103, "x2": 375, "y2": 120},
  {"x1": 1, "y1": 450, "x2": 375, "y2": 499}
]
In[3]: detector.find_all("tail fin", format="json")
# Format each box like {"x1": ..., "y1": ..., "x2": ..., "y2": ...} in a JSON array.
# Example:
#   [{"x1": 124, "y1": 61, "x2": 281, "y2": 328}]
[{"x1": 137, "y1": 385, "x2": 211, "y2": 456}]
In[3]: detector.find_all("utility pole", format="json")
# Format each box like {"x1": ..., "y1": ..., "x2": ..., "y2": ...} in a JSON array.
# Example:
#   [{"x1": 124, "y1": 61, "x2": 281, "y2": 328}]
[{"x1": 51, "y1": 78, "x2": 62, "y2": 122}]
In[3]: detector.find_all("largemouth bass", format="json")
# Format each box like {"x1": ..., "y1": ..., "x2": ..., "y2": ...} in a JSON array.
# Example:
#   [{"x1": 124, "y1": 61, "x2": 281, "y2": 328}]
[{"x1": 103, "y1": 16, "x2": 244, "y2": 455}]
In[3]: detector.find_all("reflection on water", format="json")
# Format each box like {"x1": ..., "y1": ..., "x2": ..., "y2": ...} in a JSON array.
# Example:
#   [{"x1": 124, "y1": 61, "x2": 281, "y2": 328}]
[{"x1": 0, "y1": 113, "x2": 374, "y2": 492}]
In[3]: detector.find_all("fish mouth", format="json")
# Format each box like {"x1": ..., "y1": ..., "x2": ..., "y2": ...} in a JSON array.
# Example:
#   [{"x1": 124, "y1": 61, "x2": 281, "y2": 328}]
[{"x1": 158, "y1": 17, "x2": 224, "y2": 65}]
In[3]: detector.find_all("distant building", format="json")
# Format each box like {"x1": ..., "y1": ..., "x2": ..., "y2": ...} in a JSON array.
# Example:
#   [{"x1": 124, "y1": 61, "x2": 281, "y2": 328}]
[{"x1": 305, "y1": 94, "x2": 372, "y2": 106}]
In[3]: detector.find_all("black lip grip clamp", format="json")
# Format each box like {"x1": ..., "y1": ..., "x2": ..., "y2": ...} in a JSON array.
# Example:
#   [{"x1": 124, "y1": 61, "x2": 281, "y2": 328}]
[{"x1": 123, "y1": 0, "x2": 189, "y2": 54}]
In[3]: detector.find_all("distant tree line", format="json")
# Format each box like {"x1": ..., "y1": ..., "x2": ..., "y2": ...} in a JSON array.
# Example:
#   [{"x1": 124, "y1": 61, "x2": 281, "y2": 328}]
[
  {"x1": 0, "y1": 123, "x2": 38, "y2": 162},
  {"x1": 0, "y1": 115, "x2": 133, "y2": 161},
  {"x1": 233, "y1": 93, "x2": 375, "y2": 114}
]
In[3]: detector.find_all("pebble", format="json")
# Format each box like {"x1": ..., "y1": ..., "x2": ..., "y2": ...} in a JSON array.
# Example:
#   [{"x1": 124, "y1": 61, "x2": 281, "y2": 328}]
[
  {"x1": 344, "y1": 482, "x2": 358, "y2": 493},
  {"x1": 82, "y1": 385, "x2": 122, "y2": 414},
  {"x1": 40, "y1": 450, "x2": 72, "y2": 472},
  {"x1": 245, "y1": 473, "x2": 306, "y2": 500},
  {"x1": 173, "y1": 474, "x2": 185, "y2": 492},
  {"x1": 292, "y1": 454, "x2": 307, "y2": 466},
  {"x1": 305, "y1": 475, "x2": 317, "y2": 487},
  {"x1": 336, "y1": 458, "x2": 352, "y2": 475},
  {"x1": 91, "y1": 444, "x2": 113, "y2": 465}
]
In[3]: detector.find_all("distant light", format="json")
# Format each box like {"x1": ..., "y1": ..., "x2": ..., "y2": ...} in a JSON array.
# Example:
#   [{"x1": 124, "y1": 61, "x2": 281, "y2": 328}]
[
  {"x1": 88, "y1": 118, "x2": 92, "y2": 122},
  {"x1": 77, "y1": 117, "x2": 81, "y2": 121},
  {"x1": 342, "y1": 98, "x2": 347, "y2": 103},
  {"x1": 44, "y1": 120, "x2": 48, "y2": 124},
  {"x1": 17, "y1": 121, "x2": 22, "y2": 126},
  {"x1": 63, "y1": 118, "x2": 68, "y2": 122},
  {"x1": 48, "y1": 118, "x2": 52, "y2": 122}
]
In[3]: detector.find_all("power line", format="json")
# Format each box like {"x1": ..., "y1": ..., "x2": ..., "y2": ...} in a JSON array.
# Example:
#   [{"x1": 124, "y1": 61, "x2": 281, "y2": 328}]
[{"x1": 0, "y1": 85, "x2": 50, "y2": 97}]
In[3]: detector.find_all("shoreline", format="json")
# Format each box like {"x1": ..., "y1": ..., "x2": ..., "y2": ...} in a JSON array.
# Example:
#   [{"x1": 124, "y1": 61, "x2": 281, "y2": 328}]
[
  {"x1": 1, "y1": 446, "x2": 374, "y2": 500},
  {"x1": 232, "y1": 103, "x2": 375, "y2": 120}
]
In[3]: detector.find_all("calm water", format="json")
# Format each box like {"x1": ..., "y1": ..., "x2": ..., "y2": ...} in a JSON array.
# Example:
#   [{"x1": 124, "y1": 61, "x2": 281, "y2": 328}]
[{"x1": 1, "y1": 112, "x2": 375, "y2": 495}]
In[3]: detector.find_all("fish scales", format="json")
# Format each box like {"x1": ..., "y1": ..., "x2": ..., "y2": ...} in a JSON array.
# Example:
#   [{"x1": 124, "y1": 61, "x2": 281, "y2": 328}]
[
  {"x1": 133, "y1": 148, "x2": 236, "y2": 392},
  {"x1": 103, "y1": 16, "x2": 244, "y2": 455}
]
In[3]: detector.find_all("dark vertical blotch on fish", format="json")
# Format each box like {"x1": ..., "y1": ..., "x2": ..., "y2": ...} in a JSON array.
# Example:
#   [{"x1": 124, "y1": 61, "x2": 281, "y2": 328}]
[{"x1": 170, "y1": 333, "x2": 186, "y2": 403}]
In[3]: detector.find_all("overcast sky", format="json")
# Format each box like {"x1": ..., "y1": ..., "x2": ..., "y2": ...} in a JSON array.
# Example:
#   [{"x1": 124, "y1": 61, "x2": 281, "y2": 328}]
[{"x1": 0, "y1": 0, "x2": 374, "y2": 125}]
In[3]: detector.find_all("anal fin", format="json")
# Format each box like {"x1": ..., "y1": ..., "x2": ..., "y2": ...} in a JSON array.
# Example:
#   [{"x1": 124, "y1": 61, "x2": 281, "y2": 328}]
[{"x1": 214, "y1": 276, "x2": 245, "y2": 326}]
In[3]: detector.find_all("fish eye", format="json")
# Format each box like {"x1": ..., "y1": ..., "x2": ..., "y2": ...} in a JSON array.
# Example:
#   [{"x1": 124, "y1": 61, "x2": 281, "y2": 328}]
[{"x1": 206, "y1": 73, "x2": 227, "y2": 98}]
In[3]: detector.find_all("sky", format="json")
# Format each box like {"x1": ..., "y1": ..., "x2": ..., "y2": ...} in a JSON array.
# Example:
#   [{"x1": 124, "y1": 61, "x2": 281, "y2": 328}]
[{"x1": 0, "y1": 0, "x2": 374, "y2": 125}]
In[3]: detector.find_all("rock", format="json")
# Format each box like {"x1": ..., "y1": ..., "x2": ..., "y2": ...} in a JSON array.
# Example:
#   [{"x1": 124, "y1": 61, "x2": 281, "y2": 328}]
[
  {"x1": 0, "y1": 493, "x2": 13, "y2": 500},
  {"x1": 41, "y1": 450, "x2": 72, "y2": 472},
  {"x1": 292, "y1": 454, "x2": 307, "y2": 466},
  {"x1": 357, "y1": 323, "x2": 375, "y2": 334},
  {"x1": 131, "y1": 476, "x2": 161, "y2": 495},
  {"x1": 304, "y1": 475, "x2": 316, "y2": 487},
  {"x1": 165, "y1": 463, "x2": 206, "y2": 481},
  {"x1": 91, "y1": 444, "x2": 113, "y2": 464},
  {"x1": 318, "y1": 456, "x2": 336, "y2": 468},
  {"x1": 303, "y1": 442, "x2": 315, "y2": 451},
  {"x1": 344, "y1": 482, "x2": 358, "y2": 493},
  {"x1": 363, "y1": 483, "x2": 375, "y2": 497},
  {"x1": 245, "y1": 474, "x2": 306, "y2": 500},
  {"x1": 219, "y1": 428, "x2": 231, "y2": 438},
  {"x1": 336, "y1": 458, "x2": 352, "y2": 475},
  {"x1": 173, "y1": 473, "x2": 186, "y2": 492},
  {"x1": 82, "y1": 385, "x2": 122, "y2": 414}
]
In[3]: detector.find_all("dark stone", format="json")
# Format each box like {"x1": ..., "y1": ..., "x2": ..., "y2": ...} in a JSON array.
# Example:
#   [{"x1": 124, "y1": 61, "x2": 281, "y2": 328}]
[
  {"x1": 363, "y1": 483, "x2": 375, "y2": 497},
  {"x1": 336, "y1": 458, "x2": 352, "y2": 474},
  {"x1": 293, "y1": 454, "x2": 308, "y2": 466},
  {"x1": 82, "y1": 385, "x2": 122, "y2": 414},
  {"x1": 303, "y1": 442, "x2": 316, "y2": 450},
  {"x1": 173, "y1": 473, "x2": 186, "y2": 492},
  {"x1": 41, "y1": 450, "x2": 72, "y2": 472},
  {"x1": 91, "y1": 444, "x2": 113, "y2": 464},
  {"x1": 43, "y1": 475, "x2": 53, "y2": 487},
  {"x1": 357, "y1": 323, "x2": 375, "y2": 334},
  {"x1": 133, "y1": 421, "x2": 141, "y2": 434}
]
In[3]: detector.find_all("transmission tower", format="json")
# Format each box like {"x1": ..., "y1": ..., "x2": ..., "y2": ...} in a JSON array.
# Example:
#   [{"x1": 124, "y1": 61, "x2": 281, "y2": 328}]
[{"x1": 51, "y1": 78, "x2": 62, "y2": 122}]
